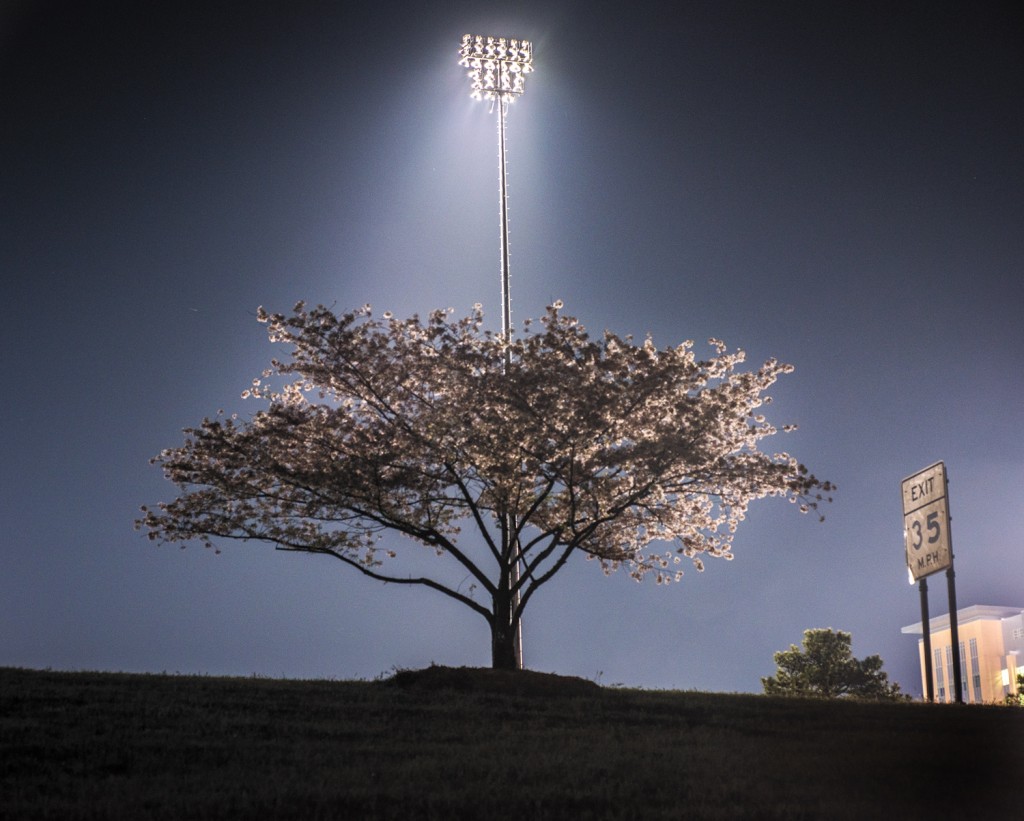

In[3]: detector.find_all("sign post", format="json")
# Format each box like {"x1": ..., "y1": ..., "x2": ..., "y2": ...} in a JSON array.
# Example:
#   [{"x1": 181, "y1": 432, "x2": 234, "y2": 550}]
[
  {"x1": 917, "y1": 576, "x2": 934, "y2": 702},
  {"x1": 902, "y1": 461, "x2": 962, "y2": 703}
]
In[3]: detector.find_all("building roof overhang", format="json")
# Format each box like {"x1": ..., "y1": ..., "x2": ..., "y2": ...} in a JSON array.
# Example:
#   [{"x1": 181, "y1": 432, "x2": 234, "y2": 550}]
[{"x1": 901, "y1": 604, "x2": 1024, "y2": 635}]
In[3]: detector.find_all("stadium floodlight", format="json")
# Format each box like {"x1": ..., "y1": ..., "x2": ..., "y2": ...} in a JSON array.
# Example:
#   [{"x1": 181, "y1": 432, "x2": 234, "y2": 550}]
[
  {"x1": 458, "y1": 33, "x2": 534, "y2": 669},
  {"x1": 458, "y1": 33, "x2": 534, "y2": 344},
  {"x1": 458, "y1": 34, "x2": 534, "y2": 103}
]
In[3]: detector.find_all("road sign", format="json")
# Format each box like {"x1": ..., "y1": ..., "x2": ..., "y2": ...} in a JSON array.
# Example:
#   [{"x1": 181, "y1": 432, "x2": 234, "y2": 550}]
[{"x1": 902, "y1": 462, "x2": 952, "y2": 581}]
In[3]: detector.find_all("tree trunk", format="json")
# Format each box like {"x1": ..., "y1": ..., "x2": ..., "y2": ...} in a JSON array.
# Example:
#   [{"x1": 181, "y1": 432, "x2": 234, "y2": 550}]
[
  {"x1": 490, "y1": 586, "x2": 520, "y2": 670},
  {"x1": 491, "y1": 622, "x2": 518, "y2": 670}
]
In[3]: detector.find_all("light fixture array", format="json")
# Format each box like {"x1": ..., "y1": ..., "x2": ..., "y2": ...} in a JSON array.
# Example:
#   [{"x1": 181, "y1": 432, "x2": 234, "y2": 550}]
[{"x1": 458, "y1": 34, "x2": 534, "y2": 102}]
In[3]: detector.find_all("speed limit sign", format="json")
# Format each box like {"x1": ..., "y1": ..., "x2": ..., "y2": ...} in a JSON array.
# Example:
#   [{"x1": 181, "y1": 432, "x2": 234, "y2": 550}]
[{"x1": 901, "y1": 462, "x2": 952, "y2": 581}]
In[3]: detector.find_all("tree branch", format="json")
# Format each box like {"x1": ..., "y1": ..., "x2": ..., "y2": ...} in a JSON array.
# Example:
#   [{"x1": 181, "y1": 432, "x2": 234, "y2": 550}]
[{"x1": 273, "y1": 543, "x2": 493, "y2": 623}]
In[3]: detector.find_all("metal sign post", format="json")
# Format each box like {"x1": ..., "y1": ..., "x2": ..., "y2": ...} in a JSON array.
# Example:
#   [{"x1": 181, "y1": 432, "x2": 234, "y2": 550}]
[
  {"x1": 918, "y1": 577, "x2": 934, "y2": 702},
  {"x1": 902, "y1": 461, "x2": 962, "y2": 703}
]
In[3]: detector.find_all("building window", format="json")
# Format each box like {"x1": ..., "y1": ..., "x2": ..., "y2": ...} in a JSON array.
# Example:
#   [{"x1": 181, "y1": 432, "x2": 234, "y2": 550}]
[
  {"x1": 959, "y1": 642, "x2": 969, "y2": 702},
  {"x1": 935, "y1": 647, "x2": 945, "y2": 702},
  {"x1": 945, "y1": 645, "x2": 955, "y2": 701},
  {"x1": 969, "y1": 638, "x2": 981, "y2": 703}
]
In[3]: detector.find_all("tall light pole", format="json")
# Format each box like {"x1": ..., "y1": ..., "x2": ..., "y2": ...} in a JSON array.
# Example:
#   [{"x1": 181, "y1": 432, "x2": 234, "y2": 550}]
[
  {"x1": 458, "y1": 33, "x2": 534, "y2": 669},
  {"x1": 458, "y1": 34, "x2": 534, "y2": 346}
]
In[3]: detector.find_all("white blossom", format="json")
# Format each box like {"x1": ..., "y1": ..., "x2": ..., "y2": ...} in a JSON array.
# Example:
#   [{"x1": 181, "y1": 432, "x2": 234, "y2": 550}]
[{"x1": 139, "y1": 302, "x2": 832, "y2": 666}]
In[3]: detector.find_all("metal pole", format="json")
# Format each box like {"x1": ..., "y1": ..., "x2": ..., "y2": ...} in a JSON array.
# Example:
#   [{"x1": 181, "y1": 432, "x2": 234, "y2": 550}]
[
  {"x1": 919, "y1": 577, "x2": 934, "y2": 702},
  {"x1": 497, "y1": 98, "x2": 523, "y2": 669},
  {"x1": 459, "y1": 34, "x2": 533, "y2": 671},
  {"x1": 943, "y1": 468, "x2": 962, "y2": 703},
  {"x1": 947, "y1": 563, "x2": 963, "y2": 703},
  {"x1": 497, "y1": 98, "x2": 512, "y2": 349}
]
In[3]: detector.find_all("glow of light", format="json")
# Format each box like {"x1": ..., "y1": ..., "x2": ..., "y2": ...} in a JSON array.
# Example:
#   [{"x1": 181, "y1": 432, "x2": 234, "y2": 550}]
[{"x1": 459, "y1": 34, "x2": 534, "y2": 102}]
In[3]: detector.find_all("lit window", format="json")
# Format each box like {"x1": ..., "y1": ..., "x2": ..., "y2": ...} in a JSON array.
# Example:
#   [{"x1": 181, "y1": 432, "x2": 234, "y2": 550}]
[
  {"x1": 945, "y1": 645, "x2": 955, "y2": 701},
  {"x1": 969, "y1": 638, "x2": 981, "y2": 703},
  {"x1": 959, "y1": 642, "x2": 969, "y2": 703}
]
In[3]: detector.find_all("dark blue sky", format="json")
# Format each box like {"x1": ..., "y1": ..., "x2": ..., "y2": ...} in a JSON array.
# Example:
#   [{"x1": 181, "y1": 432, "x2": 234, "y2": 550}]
[{"x1": 2, "y1": 0, "x2": 1021, "y2": 693}]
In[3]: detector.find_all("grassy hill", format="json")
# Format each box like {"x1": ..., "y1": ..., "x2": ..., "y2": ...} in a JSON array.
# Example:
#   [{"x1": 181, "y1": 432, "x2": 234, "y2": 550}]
[{"x1": 2, "y1": 665, "x2": 1021, "y2": 819}]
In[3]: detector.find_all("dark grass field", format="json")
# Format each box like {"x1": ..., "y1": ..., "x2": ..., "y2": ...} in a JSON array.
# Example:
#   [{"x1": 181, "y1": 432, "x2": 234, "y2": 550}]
[{"x1": 2, "y1": 665, "x2": 1021, "y2": 819}]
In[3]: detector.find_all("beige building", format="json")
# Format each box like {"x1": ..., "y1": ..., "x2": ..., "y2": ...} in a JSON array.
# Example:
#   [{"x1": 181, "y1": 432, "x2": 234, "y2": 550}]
[{"x1": 901, "y1": 605, "x2": 1024, "y2": 703}]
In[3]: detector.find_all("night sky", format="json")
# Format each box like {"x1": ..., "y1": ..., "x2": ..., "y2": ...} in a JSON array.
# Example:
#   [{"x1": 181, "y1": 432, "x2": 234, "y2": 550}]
[{"x1": 2, "y1": 1, "x2": 1021, "y2": 694}]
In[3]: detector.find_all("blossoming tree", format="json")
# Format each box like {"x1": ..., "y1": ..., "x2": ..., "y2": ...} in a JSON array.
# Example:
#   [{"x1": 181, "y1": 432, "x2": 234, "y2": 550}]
[{"x1": 139, "y1": 302, "x2": 832, "y2": 669}]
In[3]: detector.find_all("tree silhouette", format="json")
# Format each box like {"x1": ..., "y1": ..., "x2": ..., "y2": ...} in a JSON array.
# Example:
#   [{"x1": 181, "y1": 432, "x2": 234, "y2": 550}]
[
  {"x1": 763, "y1": 628, "x2": 905, "y2": 700},
  {"x1": 140, "y1": 302, "x2": 831, "y2": 669}
]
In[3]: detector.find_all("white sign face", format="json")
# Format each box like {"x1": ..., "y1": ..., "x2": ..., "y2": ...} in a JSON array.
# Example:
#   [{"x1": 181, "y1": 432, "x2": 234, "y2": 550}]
[{"x1": 902, "y1": 462, "x2": 952, "y2": 581}]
